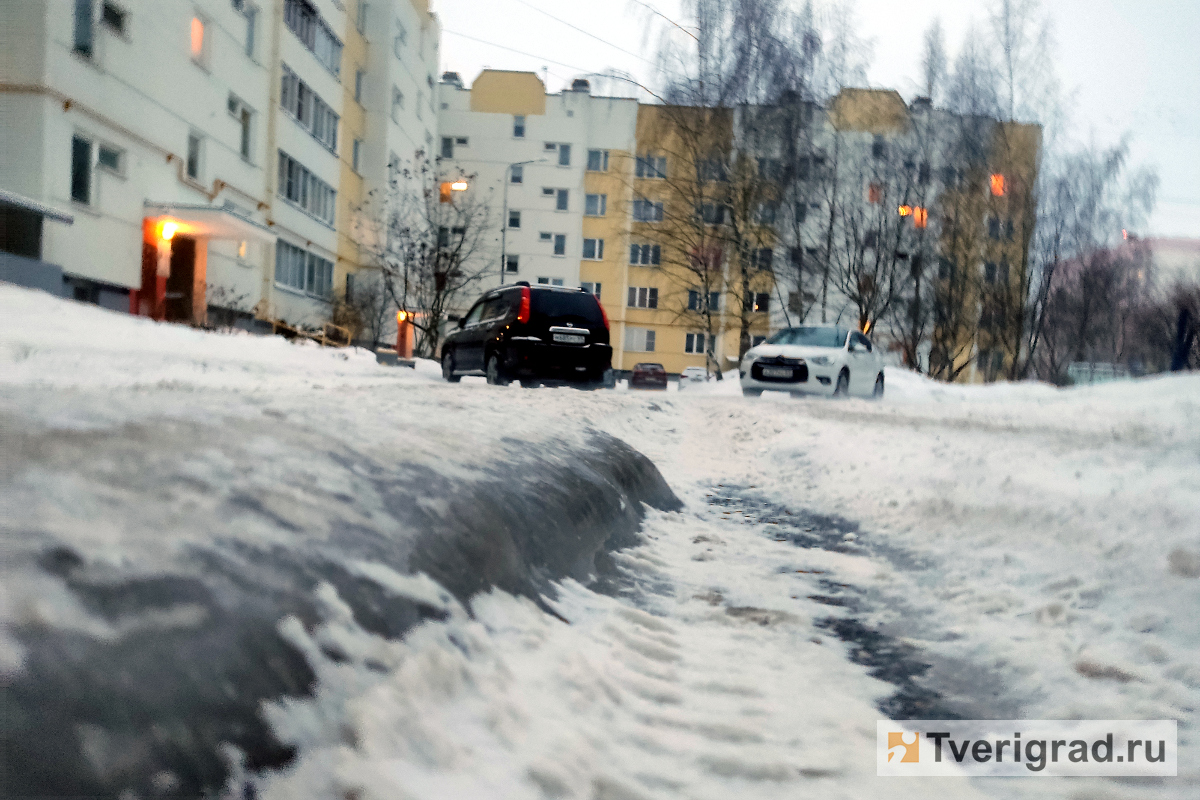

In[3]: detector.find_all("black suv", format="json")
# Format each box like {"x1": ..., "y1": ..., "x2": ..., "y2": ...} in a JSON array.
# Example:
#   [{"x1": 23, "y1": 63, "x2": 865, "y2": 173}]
[{"x1": 440, "y1": 282, "x2": 612, "y2": 387}]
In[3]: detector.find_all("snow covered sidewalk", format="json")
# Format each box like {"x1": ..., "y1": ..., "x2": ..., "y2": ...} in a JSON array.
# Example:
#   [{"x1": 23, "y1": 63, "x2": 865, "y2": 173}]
[{"x1": 3, "y1": 284, "x2": 1199, "y2": 799}]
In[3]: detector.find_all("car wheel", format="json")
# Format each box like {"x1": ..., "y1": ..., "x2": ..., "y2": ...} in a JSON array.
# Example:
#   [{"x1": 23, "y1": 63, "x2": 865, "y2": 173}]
[
  {"x1": 742, "y1": 388, "x2": 763, "y2": 397},
  {"x1": 833, "y1": 370, "x2": 849, "y2": 397},
  {"x1": 442, "y1": 350, "x2": 461, "y2": 383},
  {"x1": 486, "y1": 354, "x2": 510, "y2": 386},
  {"x1": 873, "y1": 372, "x2": 885, "y2": 398}
]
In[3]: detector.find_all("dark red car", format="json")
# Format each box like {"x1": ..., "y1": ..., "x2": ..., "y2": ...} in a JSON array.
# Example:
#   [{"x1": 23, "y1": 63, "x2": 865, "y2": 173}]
[{"x1": 629, "y1": 363, "x2": 668, "y2": 390}]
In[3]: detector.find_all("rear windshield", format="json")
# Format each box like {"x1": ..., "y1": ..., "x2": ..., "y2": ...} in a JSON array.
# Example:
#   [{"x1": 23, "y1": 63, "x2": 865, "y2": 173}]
[
  {"x1": 766, "y1": 327, "x2": 848, "y2": 348},
  {"x1": 529, "y1": 290, "x2": 605, "y2": 325}
]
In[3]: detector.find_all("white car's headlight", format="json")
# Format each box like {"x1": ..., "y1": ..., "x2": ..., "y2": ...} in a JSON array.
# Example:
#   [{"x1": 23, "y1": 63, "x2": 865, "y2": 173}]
[{"x1": 809, "y1": 356, "x2": 832, "y2": 366}]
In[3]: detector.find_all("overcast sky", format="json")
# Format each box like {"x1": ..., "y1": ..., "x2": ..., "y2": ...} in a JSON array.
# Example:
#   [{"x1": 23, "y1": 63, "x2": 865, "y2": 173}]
[{"x1": 431, "y1": 0, "x2": 1199, "y2": 239}]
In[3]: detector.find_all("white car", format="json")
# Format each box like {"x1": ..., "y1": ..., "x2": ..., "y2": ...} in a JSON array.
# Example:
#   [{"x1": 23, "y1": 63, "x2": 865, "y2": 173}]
[
  {"x1": 739, "y1": 326, "x2": 885, "y2": 398},
  {"x1": 678, "y1": 366, "x2": 709, "y2": 388}
]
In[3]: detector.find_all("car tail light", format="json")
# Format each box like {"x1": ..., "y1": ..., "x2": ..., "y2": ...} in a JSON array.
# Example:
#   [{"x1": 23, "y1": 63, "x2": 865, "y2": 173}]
[
  {"x1": 594, "y1": 295, "x2": 609, "y2": 331},
  {"x1": 517, "y1": 286, "x2": 531, "y2": 324}
]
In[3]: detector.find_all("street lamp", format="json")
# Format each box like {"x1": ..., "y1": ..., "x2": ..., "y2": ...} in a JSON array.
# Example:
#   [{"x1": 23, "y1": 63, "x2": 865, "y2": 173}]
[{"x1": 500, "y1": 159, "x2": 546, "y2": 286}]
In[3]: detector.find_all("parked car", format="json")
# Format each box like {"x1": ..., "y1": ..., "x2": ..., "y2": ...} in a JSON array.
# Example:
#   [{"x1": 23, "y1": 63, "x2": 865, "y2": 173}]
[
  {"x1": 629, "y1": 363, "x2": 668, "y2": 390},
  {"x1": 678, "y1": 366, "x2": 709, "y2": 388},
  {"x1": 739, "y1": 326, "x2": 884, "y2": 398},
  {"x1": 441, "y1": 283, "x2": 612, "y2": 387}
]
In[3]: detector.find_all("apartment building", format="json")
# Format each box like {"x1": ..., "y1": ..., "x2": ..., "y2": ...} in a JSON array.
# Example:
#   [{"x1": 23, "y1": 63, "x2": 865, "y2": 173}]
[
  {"x1": 0, "y1": 0, "x2": 437, "y2": 333},
  {"x1": 1, "y1": 0, "x2": 274, "y2": 320},
  {"x1": 767, "y1": 88, "x2": 1043, "y2": 382},
  {"x1": 435, "y1": 70, "x2": 770, "y2": 375}
]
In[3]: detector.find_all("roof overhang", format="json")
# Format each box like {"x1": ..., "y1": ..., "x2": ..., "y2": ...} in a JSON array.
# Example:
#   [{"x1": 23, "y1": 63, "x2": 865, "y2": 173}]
[
  {"x1": 0, "y1": 188, "x2": 74, "y2": 224},
  {"x1": 143, "y1": 202, "x2": 276, "y2": 242}
]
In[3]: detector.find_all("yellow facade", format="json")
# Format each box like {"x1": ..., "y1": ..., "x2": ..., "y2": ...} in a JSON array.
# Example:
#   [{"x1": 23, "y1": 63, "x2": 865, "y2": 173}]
[
  {"x1": 616, "y1": 105, "x2": 771, "y2": 375},
  {"x1": 468, "y1": 71, "x2": 547, "y2": 116},
  {"x1": 335, "y1": 0, "x2": 370, "y2": 302}
]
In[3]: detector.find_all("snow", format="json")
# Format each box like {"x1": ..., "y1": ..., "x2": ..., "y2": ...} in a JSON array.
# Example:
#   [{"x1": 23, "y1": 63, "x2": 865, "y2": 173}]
[{"x1": 3, "y1": 283, "x2": 1198, "y2": 799}]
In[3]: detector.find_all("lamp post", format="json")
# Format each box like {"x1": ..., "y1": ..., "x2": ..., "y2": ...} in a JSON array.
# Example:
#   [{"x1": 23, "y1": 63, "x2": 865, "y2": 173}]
[{"x1": 500, "y1": 159, "x2": 545, "y2": 286}]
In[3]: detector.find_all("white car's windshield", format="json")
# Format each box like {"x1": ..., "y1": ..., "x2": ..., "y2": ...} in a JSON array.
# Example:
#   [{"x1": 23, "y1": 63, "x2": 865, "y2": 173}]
[{"x1": 766, "y1": 327, "x2": 848, "y2": 348}]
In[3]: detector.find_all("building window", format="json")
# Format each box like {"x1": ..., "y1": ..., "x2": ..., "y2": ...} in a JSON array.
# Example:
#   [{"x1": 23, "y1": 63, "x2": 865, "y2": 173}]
[
  {"x1": 275, "y1": 239, "x2": 333, "y2": 298},
  {"x1": 284, "y1": 0, "x2": 342, "y2": 77},
  {"x1": 990, "y1": 173, "x2": 1007, "y2": 196},
  {"x1": 513, "y1": 115, "x2": 525, "y2": 138},
  {"x1": 542, "y1": 187, "x2": 555, "y2": 197},
  {"x1": 553, "y1": 234, "x2": 566, "y2": 255},
  {"x1": 627, "y1": 327, "x2": 656, "y2": 352},
  {"x1": 698, "y1": 158, "x2": 727, "y2": 183},
  {"x1": 697, "y1": 203, "x2": 726, "y2": 226},
  {"x1": 756, "y1": 157, "x2": 783, "y2": 181},
  {"x1": 100, "y1": 2, "x2": 126, "y2": 35},
  {"x1": 557, "y1": 143, "x2": 571, "y2": 166},
  {"x1": 97, "y1": 143, "x2": 122, "y2": 174},
  {"x1": 190, "y1": 15, "x2": 207, "y2": 63},
  {"x1": 505, "y1": 254, "x2": 519, "y2": 273},
  {"x1": 627, "y1": 287, "x2": 658, "y2": 309},
  {"x1": 277, "y1": 150, "x2": 337, "y2": 225},
  {"x1": 74, "y1": 0, "x2": 94, "y2": 57},
  {"x1": 555, "y1": 189, "x2": 568, "y2": 211},
  {"x1": 537, "y1": 277, "x2": 564, "y2": 286},
  {"x1": 391, "y1": 88, "x2": 404, "y2": 123},
  {"x1": 355, "y1": 69, "x2": 365, "y2": 102},
  {"x1": 872, "y1": 135, "x2": 886, "y2": 159},
  {"x1": 508, "y1": 210, "x2": 521, "y2": 228},
  {"x1": 794, "y1": 202, "x2": 809, "y2": 225},
  {"x1": 630, "y1": 243, "x2": 661, "y2": 266},
  {"x1": 232, "y1": 0, "x2": 256, "y2": 56},
  {"x1": 635, "y1": 155, "x2": 666, "y2": 179},
  {"x1": 70, "y1": 135, "x2": 92, "y2": 204},
  {"x1": 583, "y1": 238, "x2": 604, "y2": 260},
  {"x1": 751, "y1": 248, "x2": 773, "y2": 270},
  {"x1": 352, "y1": 139, "x2": 363, "y2": 172},
  {"x1": 582, "y1": 281, "x2": 601, "y2": 298},
  {"x1": 440, "y1": 137, "x2": 453, "y2": 159},
  {"x1": 186, "y1": 133, "x2": 202, "y2": 179},
  {"x1": 585, "y1": 194, "x2": 606, "y2": 216},
  {"x1": 632, "y1": 199, "x2": 663, "y2": 222},
  {"x1": 685, "y1": 332, "x2": 706, "y2": 354},
  {"x1": 510, "y1": 164, "x2": 523, "y2": 183},
  {"x1": 983, "y1": 260, "x2": 1010, "y2": 285},
  {"x1": 868, "y1": 183, "x2": 883, "y2": 204},
  {"x1": 455, "y1": 137, "x2": 468, "y2": 147},
  {"x1": 687, "y1": 290, "x2": 720, "y2": 311},
  {"x1": 744, "y1": 292, "x2": 770, "y2": 312},
  {"x1": 587, "y1": 149, "x2": 609, "y2": 172},
  {"x1": 281, "y1": 66, "x2": 338, "y2": 151},
  {"x1": 356, "y1": 1, "x2": 368, "y2": 33},
  {"x1": 539, "y1": 232, "x2": 552, "y2": 241},
  {"x1": 228, "y1": 94, "x2": 254, "y2": 160},
  {"x1": 987, "y1": 216, "x2": 1002, "y2": 239}
]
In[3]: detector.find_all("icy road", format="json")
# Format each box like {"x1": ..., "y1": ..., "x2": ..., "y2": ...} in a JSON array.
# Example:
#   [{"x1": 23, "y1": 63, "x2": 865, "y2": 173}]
[{"x1": 2, "y1": 285, "x2": 1198, "y2": 800}]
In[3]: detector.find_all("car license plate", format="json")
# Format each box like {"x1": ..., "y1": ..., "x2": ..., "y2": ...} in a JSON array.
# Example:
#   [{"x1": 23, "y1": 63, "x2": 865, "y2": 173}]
[
  {"x1": 762, "y1": 367, "x2": 793, "y2": 378},
  {"x1": 553, "y1": 333, "x2": 586, "y2": 344}
]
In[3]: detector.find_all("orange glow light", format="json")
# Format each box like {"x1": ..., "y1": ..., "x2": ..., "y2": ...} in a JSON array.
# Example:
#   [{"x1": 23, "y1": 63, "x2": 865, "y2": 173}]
[
  {"x1": 191, "y1": 17, "x2": 205, "y2": 58},
  {"x1": 397, "y1": 310, "x2": 408, "y2": 323},
  {"x1": 990, "y1": 174, "x2": 1006, "y2": 196},
  {"x1": 898, "y1": 205, "x2": 912, "y2": 217},
  {"x1": 913, "y1": 207, "x2": 928, "y2": 229},
  {"x1": 450, "y1": 180, "x2": 468, "y2": 191},
  {"x1": 161, "y1": 221, "x2": 178, "y2": 241}
]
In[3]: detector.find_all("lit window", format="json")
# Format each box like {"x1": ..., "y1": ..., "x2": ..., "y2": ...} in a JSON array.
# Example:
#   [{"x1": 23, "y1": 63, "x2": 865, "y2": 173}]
[
  {"x1": 898, "y1": 205, "x2": 913, "y2": 217},
  {"x1": 191, "y1": 16, "x2": 205, "y2": 61},
  {"x1": 913, "y1": 207, "x2": 928, "y2": 228},
  {"x1": 990, "y1": 174, "x2": 1006, "y2": 196}
]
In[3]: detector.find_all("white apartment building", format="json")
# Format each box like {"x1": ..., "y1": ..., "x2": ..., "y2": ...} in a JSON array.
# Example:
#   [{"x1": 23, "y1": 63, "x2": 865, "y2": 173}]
[
  {"x1": 435, "y1": 70, "x2": 638, "y2": 294},
  {"x1": 0, "y1": 0, "x2": 438, "y2": 334},
  {"x1": 1, "y1": 0, "x2": 274, "y2": 319}
]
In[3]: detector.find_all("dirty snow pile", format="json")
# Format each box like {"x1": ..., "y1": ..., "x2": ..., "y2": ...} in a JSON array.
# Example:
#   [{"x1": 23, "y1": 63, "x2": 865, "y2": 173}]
[{"x1": 3, "y1": 283, "x2": 1199, "y2": 800}]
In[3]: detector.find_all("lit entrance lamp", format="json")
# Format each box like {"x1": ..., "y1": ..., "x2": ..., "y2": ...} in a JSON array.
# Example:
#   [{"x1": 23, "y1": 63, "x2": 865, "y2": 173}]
[
  {"x1": 439, "y1": 178, "x2": 469, "y2": 203},
  {"x1": 395, "y1": 309, "x2": 414, "y2": 359}
]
